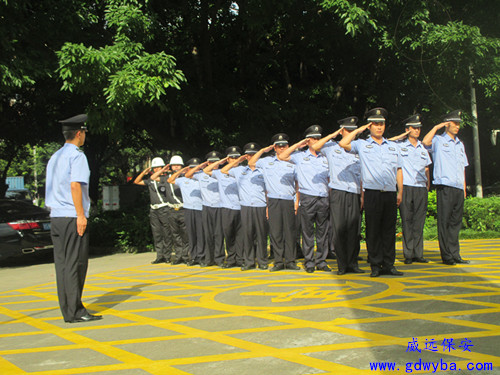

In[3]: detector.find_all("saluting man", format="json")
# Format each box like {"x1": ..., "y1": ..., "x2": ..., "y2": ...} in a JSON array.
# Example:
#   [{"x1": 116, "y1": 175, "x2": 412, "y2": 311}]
[
  {"x1": 279, "y1": 126, "x2": 330, "y2": 273},
  {"x1": 46, "y1": 114, "x2": 102, "y2": 323},
  {"x1": 422, "y1": 110, "x2": 469, "y2": 265},
  {"x1": 339, "y1": 108, "x2": 404, "y2": 277}
]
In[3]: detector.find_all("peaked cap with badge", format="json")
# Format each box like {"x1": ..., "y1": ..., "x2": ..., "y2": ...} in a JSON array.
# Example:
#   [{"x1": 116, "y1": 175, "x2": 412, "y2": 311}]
[
  {"x1": 243, "y1": 142, "x2": 259, "y2": 154},
  {"x1": 205, "y1": 151, "x2": 222, "y2": 162},
  {"x1": 366, "y1": 107, "x2": 388, "y2": 123},
  {"x1": 304, "y1": 125, "x2": 323, "y2": 138},
  {"x1": 403, "y1": 114, "x2": 422, "y2": 128},
  {"x1": 271, "y1": 133, "x2": 289, "y2": 146},
  {"x1": 59, "y1": 114, "x2": 88, "y2": 132},
  {"x1": 338, "y1": 116, "x2": 358, "y2": 130},
  {"x1": 186, "y1": 158, "x2": 201, "y2": 168},
  {"x1": 225, "y1": 146, "x2": 242, "y2": 158},
  {"x1": 443, "y1": 109, "x2": 463, "y2": 123}
]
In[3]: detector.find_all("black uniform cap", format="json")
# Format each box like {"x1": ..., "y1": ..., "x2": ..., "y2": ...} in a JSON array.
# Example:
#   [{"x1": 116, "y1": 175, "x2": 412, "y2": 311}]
[
  {"x1": 205, "y1": 151, "x2": 222, "y2": 162},
  {"x1": 338, "y1": 116, "x2": 358, "y2": 130},
  {"x1": 403, "y1": 114, "x2": 422, "y2": 128},
  {"x1": 59, "y1": 114, "x2": 88, "y2": 131},
  {"x1": 304, "y1": 125, "x2": 323, "y2": 138},
  {"x1": 271, "y1": 133, "x2": 289, "y2": 146},
  {"x1": 443, "y1": 109, "x2": 463, "y2": 123},
  {"x1": 366, "y1": 107, "x2": 388, "y2": 122},
  {"x1": 243, "y1": 142, "x2": 259, "y2": 154},
  {"x1": 225, "y1": 146, "x2": 242, "y2": 158},
  {"x1": 187, "y1": 158, "x2": 201, "y2": 167}
]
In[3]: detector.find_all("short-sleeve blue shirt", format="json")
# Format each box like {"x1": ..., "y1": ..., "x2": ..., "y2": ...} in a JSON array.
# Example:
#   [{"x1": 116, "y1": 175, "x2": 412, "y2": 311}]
[
  {"x1": 229, "y1": 166, "x2": 266, "y2": 207},
  {"x1": 322, "y1": 140, "x2": 361, "y2": 194},
  {"x1": 289, "y1": 149, "x2": 329, "y2": 197},
  {"x1": 350, "y1": 137, "x2": 402, "y2": 192},
  {"x1": 174, "y1": 177, "x2": 202, "y2": 211},
  {"x1": 192, "y1": 171, "x2": 221, "y2": 208},
  {"x1": 255, "y1": 155, "x2": 297, "y2": 200},
  {"x1": 399, "y1": 139, "x2": 432, "y2": 188},
  {"x1": 212, "y1": 170, "x2": 240, "y2": 210},
  {"x1": 46, "y1": 143, "x2": 91, "y2": 217},
  {"x1": 430, "y1": 133, "x2": 468, "y2": 189}
]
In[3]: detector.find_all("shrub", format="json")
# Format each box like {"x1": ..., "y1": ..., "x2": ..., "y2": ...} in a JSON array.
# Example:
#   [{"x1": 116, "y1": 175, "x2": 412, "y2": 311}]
[{"x1": 463, "y1": 196, "x2": 500, "y2": 232}]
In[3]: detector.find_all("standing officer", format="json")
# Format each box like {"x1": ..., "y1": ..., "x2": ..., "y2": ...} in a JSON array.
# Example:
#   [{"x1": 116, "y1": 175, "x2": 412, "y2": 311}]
[
  {"x1": 46, "y1": 114, "x2": 102, "y2": 323},
  {"x1": 391, "y1": 115, "x2": 432, "y2": 264},
  {"x1": 249, "y1": 133, "x2": 300, "y2": 271},
  {"x1": 313, "y1": 117, "x2": 364, "y2": 275},
  {"x1": 204, "y1": 147, "x2": 243, "y2": 268},
  {"x1": 339, "y1": 108, "x2": 404, "y2": 277},
  {"x1": 185, "y1": 151, "x2": 225, "y2": 267},
  {"x1": 279, "y1": 126, "x2": 330, "y2": 273},
  {"x1": 221, "y1": 142, "x2": 269, "y2": 270},
  {"x1": 422, "y1": 110, "x2": 469, "y2": 265},
  {"x1": 134, "y1": 157, "x2": 173, "y2": 264},
  {"x1": 168, "y1": 158, "x2": 204, "y2": 266}
]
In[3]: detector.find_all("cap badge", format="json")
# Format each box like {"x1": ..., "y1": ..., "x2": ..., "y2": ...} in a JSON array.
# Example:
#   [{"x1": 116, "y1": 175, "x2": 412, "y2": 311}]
[
  {"x1": 279, "y1": 135, "x2": 283, "y2": 140},
  {"x1": 376, "y1": 109, "x2": 381, "y2": 115}
]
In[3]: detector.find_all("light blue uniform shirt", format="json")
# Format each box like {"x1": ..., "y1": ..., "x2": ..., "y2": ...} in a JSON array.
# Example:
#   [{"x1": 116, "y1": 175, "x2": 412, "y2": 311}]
[
  {"x1": 46, "y1": 143, "x2": 91, "y2": 218},
  {"x1": 229, "y1": 166, "x2": 266, "y2": 207},
  {"x1": 430, "y1": 133, "x2": 468, "y2": 190},
  {"x1": 192, "y1": 171, "x2": 221, "y2": 208},
  {"x1": 399, "y1": 139, "x2": 432, "y2": 188},
  {"x1": 212, "y1": 170, "x2": 241, "y2": 210},
  {"x1": 289, "y1": 149, "x2": 329, "y2": 197},
  {"x1": 256, "y1": 155, "x2": 297, "y2": 200},
  {"x1": 174, "y1": 177, "x2": 202, "y2": 211},
  {"x1": 322, "y1": 140, "x2": 361, "y2": 194},
  {"x1": 350, "y1": 137, "x2": 402, "y2": 192}
]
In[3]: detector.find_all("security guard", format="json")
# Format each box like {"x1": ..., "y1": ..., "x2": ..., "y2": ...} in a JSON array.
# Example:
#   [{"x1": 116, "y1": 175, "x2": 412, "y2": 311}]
[
  {"x1": 185, "y1": 151, "x2": 225, "y2": 267},
  {"x1": 249, "y1": 133, "x2": 300, "y2": 271},
  {"x1": 422, "y1": 110, "x2": 469, "y2": 265},
  {"x1": 134, "y1": 157, "x2": 173, "y2": 264},
  {"x1": 313, "y1": 117, "x2": 364, "y2": 275},
  {"x1": 46, "y1": 114, "x2": 102, "y2": 323},
  {"x1": 391, "y1": 115, "x2": 432, "y2": 264},
  {"x1": 339, "y1": 108, "x2": 404, "y2": 277},
  {"x1": 204, "y1": 147, "x2": 243, "y2": 268},
  {"x1": 167, "y1": 158, "x2": 204, "y2": 266},
  {"x1": 279, "y1": 126, "x2": 330, "y2": 273},
  {"x1": 221, "y1": 142, "x2": 269, "y2": 270}
]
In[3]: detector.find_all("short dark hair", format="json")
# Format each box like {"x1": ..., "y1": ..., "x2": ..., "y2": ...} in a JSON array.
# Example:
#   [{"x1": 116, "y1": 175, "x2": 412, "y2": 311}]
[{"x1": 63, "y1": 129, "x2": 79, "y2": 140}]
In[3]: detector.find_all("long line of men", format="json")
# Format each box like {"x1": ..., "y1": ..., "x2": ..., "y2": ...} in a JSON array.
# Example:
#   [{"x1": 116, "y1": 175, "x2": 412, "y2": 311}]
[{"x1": 135, "y1": 107, "x2": 470, "y2": 277}]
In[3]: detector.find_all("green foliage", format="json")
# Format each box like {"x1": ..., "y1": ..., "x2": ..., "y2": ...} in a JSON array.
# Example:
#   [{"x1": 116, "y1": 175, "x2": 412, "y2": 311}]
[
  {"x1": 463, "y1": 196, "x2": 500, "y2": 232},
  {"x1": 427, "y1": 190, "x2": 437, "y2": 218}
]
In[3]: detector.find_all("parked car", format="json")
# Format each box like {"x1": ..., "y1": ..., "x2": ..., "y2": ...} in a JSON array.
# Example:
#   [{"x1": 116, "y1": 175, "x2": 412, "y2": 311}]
[{"x1": 0, "y1": 199, "x2": 52, "y2": 261}]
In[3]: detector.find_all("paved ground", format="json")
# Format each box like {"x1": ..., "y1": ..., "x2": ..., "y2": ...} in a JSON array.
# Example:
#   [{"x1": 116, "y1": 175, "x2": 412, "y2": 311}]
[{"x1": 1, "y1": 239, "x2": 500, "y2": 375}]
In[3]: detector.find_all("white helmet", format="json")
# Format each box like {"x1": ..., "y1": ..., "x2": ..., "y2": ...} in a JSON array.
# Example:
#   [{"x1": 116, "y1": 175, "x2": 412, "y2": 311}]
[
  {"x1": 151, "y1": 157, "x2": 165, "y2": 168},
  {"x1": 169, "y1": 155, "x2": 184, "y2": 166}
]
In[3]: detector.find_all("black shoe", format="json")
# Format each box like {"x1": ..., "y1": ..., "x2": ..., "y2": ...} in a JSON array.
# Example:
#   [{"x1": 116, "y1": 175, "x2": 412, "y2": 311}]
[
  {"x1": 223, "y1": 263, "x2": 237, "y2": 268},
  {"x1": 151, "y1": 258, "x2": 166, "y2": 264},
  {"x1": 357, "y1": 256, "x2": 363, "y2": 261},
  {"x1": 270, "y1": 264, "x2": 284, "y2": 272},
  {"x1": 413, "y1": 257, "x2": 429, "y2": 263},
  {"x1": 305, "y1": 267, "x2": 315, "y2": 273},
  {"x1": 348, "y1": 267, "x2": 365, "y2": 274},
  {"x1": 370, "y1": 268, "x2": 380, "y2": 278},
  {"x1": 68, "y1": 313, "x2": 102, "y2": 323},
  {"x1": 200, "y1": 262, "x2": 215, "y2": 267},
  {"x1": 337, "y1": 269, "x2": 346, "y2": 275},
  {"x1": 258, "y1": 264, "x2": 269, "y2": 270},
  {"x1": 187, "y1": 260, "x2": 199, "y2": 266},
  {"x1": 172, "y1": 258, "x2": 185, "y2": 265},
  {"x1": 382, "y1": 267, "x2": 404, "y2": 276},
  {"x1": 454, "y1": 258, "x2": 470, "y2": 264},
  {"x1": 443, "y1": 260, "x2": 456, "y2": 265},
  {"x1": 316, "y1": 265, "x2": 331, "y2": 272},
  {"x1": 404, "y1": 258, "x2": 413, "y2": 264},
  {"x1": 241, "y1": 264, "x2": 256, "y2": 271},
  {"x1": 286, "y1": 263, "x2": 300, "y2": 270}
]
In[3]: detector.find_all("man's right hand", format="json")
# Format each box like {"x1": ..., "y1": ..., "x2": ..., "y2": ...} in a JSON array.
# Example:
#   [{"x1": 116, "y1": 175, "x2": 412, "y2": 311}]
[{"x1": 76, "y1": 215, "x2": 87, "y2": 236}]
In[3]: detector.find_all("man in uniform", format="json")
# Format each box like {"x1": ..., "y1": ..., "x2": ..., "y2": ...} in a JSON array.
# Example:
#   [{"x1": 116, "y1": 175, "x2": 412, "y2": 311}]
[
  {"x1": 422, "y1": 110, "x2": 469, "y2": 265},
  {"x1": 339, "y1": 108, "x2": 404, "y2": 277},
  {"x1": 249, "y1": 133, "x2": 300, "y2": 271},
  {"x1": 391, "y1": 115, "x2": 432, "y2": 264},
  {"x1": 313, "y1": 117, "x2": 364, "y2": 275},
  {"x1": 46, "y1": 114, "x2": 102, "y2": 323},
  {"x1": 134, "y1": 157, "x2": 173, "y2": 264},
  {"x1": 279, "y1": 126, "x2": 331, "y2": 273}
]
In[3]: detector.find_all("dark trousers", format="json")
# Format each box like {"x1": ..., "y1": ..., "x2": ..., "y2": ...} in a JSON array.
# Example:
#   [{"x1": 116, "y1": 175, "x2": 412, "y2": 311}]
[
  {"x1": 436, "y1": 185, "x2": 464, "y2": 262},
  {"x1": 167, "y1": 207, "x2": 189, "y2": 261},
  {"x1": 221, "y1": 208, "x2": 243, "y2": 265},
  {"x1": 399, "y1": 186, "x2": 428, "y2": 260},
  {"x1": 51, "y1": 217, "x2": 89, "y2": 321},
  {"x1": 184, "y1": 209, "x2": 204, "y2": 262},
  {"x1": 330, "y1": 189, "x2": 361, "y2": 272},
  {"x1": 202, "y1": 206, "x2": 225, "y2": 265},
  {"x1": 241, "y1": 206, "x2": 268, "y2": 267},
  {"x1": 300, "y1": 194, "x2": 329, "y2": 268},
  {"x1": 364, "y1": 190, "x2": 397, "y2": 270},
  {"x1": 268, "y1": 198, "x2": 296, "y2": 267},
  {"x1": 150, "y1": 207, "x2": 173, "y2": 260}
]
